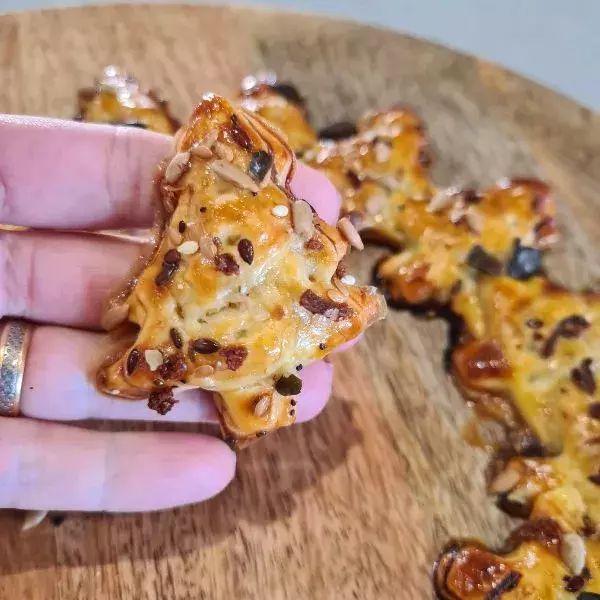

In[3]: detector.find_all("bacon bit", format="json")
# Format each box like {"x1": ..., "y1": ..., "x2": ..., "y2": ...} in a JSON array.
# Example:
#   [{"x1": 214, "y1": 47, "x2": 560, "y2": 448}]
[
  {"x1": 540, "y1": 315, "x2": 590, "y2": 358},
  {"x1": 305, "y1": 237, "x2": 324, "y2": 251},
  {"x1": 215, "y1": 253, "x2": 240, "y2": 275},
  {"x1": 571, "y1": 358, "x2": 596, "y2": 396},
  {"x1": 148, "y1": 388, "x2": 177, "y2": 415},
  {"x1": 126, "y1": 348, "x2": 140, "y2": 376},
  {"x1": 156, "y1": 354, "x2": 187, "y2": 380},
  {"x1": 300, "y1": 289, "x2": 353, "y2": 320},
  {"x1": 229, "y1": 114, "x2": 253, "y2": 150},
  {"x1": 220, "y1": 346, "x2": 248, "y2": 371}
]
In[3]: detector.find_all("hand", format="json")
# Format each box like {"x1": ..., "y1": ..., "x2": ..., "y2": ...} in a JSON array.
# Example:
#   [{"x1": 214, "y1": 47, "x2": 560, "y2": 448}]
[{"x1": 0, "y1": 115, "x2": 341, "y2": 512}]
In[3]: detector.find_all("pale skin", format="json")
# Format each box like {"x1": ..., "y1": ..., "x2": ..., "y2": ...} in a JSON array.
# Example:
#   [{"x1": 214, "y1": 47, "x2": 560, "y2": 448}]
[{"x1": 0, "y1": 115, "x2": 343, "y2": 513}]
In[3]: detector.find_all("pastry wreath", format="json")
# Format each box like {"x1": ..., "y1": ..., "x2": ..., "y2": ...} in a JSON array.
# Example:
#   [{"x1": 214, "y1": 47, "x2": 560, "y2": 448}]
[{"x1": 96, "y1": 94, "x2": 386, "y2": 446}]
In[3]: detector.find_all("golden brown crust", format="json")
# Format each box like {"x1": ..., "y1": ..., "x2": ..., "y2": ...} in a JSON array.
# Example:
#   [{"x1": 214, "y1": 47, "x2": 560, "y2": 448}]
[
  {"x1": 298, "y1": 101, "x2": 597, "y2": 598},
  {"x1": 96, "y1": 94, "x2": 386, "y2": 445},
  {"x1": 239, "y1": 73, "x2": 318, "y2": 155},
  {"x1": 304, "y1": 109, "x2": 559, "y2": 338},
  {"x1": 76, "y1": 65, "x2": 180, "y2": 134}
]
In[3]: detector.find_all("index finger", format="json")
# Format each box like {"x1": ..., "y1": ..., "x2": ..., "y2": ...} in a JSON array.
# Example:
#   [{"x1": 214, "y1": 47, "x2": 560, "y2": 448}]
[
  {"x1": 0, "y1": 116, "x2": 340, "y2": 230},
  {"x1": 0, "y1": 115, "x2": 171, "y2": 230}
]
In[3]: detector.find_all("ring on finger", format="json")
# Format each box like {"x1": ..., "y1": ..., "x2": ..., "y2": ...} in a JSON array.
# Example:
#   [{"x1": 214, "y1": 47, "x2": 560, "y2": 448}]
[{"x1": 0, "y1": 319, "x2": 33, "y2": 416}]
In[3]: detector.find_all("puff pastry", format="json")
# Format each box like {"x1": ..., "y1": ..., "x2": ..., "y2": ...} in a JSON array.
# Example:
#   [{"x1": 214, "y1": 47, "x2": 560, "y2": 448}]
[
  {"x1": 96, "y1": 94, "x2": 386, "y2": 446},
  {"x1": 76, "y1": 66, "x2": 180, "y2": 134},
  {"x1": 304, "y1": 109, "x2": 560, "y2": 337},
  {"x1": 239, "y1": 73, "x2": 318, "y2": 155},
  {"x1": 298, "y1": 103, "x2": 598, "y2": 598}
]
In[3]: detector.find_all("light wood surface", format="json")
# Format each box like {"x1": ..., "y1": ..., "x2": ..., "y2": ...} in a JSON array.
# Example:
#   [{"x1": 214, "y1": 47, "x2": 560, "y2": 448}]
[{"x1": 0, "y1": 4, "x2": 599, "y2": 599}]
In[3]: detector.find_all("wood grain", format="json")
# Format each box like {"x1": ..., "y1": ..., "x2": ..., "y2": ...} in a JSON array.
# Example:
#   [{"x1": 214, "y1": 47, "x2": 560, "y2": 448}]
[{"x1": 0, "y1": 4, "x2": 598, "y2": 599}]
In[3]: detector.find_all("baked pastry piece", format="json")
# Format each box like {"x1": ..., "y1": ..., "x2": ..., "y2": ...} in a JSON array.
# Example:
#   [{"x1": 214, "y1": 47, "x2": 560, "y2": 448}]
[
  {"x1": 304, "y1": 109, "x2": 560, "y2": 337},
  {"x1": 436, "y1": 276, "x2": 600, "y2": 599},
  {"x1": 96, "y1": 94, "x2": 386, "y2": 446},
  {"x1": 76, "y1": 65, "x2": 180, "y2": 134},
  {"x1": 435, "y1": 517, "x2": 599, "y2": 599},
  {"x1": 239, "y1": 73, "x2": 318, "y2": 155}
]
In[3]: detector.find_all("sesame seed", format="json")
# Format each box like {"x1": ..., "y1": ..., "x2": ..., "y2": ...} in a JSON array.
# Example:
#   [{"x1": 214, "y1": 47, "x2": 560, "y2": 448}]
[
  {"x1": 177, "y1": 240, "x2": 199, "y2": 255},
  {"x1": 272, "y1": 204, "x2": 289, "y2": 217},
  {"x1": 340, "y1": 275, "x2": 356, "y2": 286}
]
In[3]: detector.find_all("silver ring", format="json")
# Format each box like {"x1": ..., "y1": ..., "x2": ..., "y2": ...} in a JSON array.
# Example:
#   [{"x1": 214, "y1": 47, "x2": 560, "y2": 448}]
[{"x1": 0, "y1": 320, "x2": 33, "y2": 416}]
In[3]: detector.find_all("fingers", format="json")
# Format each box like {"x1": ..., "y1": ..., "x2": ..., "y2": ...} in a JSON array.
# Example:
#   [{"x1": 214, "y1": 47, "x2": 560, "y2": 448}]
[
  {"x1": 20, "y1": 326, "x2": 333, "y2": 424},
  {"x1": 0, "y1": 418, "x2": 236, "y2": 512},
  {"x1": 0, "y1": 115, "x2": 171, "y2": 230},
  {"x1": 0, "y1": 117, "x2": 339, "y2": 232},
  {"x1": 292, "y1": 162, "x2": 342, "y2": 225},
  {"x1": 0, "y1": 229, "x2": 143, "y2": 328}
]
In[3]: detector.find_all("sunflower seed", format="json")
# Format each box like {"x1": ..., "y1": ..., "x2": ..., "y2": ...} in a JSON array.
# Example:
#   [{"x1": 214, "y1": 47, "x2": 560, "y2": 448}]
[
  {"x1": 374, "y1": 140, "x2": 392, "y2": 163},
  {"x1": 327, "y1": 289, "x2": 346, "y2": 303},
  {"x1": 213, "y1": 141, "x2": 234, "y2": 161},
  {"x1": 21, "y1": 510, "x2": 48, "y2": 532},
  {"x1": 332, "y1": 277, "x2": 350, "y2": 298},
  {"x1": 198, "y1": 235, "x2": 218, "y2": 260},
  {"x1": 337, "y1": 217, "x2": 364, "y2": 250},
  {"x1": 292, "y1": 199, "x2": 314, "y2": 239},
  {"x1": 190, "y1": 143, "x2": 213, "y2": 159},
  {"x1": 365, "y1": 194, "x2": 387, "y2": 216},
  {"x1": 211, "y1": 160, "x2": 259, "y2": 193},
  {"x1": 426, "y1": 188, "x2": 457, "y2": 213},
  {"x1": 164, "y1": 151, "x2": 191, "y2": 184},
  {"x1": 144, "y1": 349, "x2": 164, "y2": 372},
  {"x1": 465, "y1": 206, "x2": 484, "y2": 233},
  {"x1": 253, "y1": 395, "x2": 271, "y2": 417},
  {"x1": 489, "y1": 467, "x2": 521, "y2": 494},
  {"x1": 195, "y1": 365, "x2": 215, "y2": 377},
  {"x1": 561, "y1": 533, "x2": 587, "y2": 575}
]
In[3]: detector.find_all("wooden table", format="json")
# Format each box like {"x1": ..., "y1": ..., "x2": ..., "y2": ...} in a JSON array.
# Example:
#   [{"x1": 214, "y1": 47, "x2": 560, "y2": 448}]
[{"x1": 0, "y1": 5, "x2": 598, "y2": 598}]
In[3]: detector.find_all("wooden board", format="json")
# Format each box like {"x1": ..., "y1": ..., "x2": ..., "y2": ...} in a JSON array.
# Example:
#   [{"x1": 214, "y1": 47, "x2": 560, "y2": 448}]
[{"x1": 0, "y1": 4, "x2": 599, "y2": 598}]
